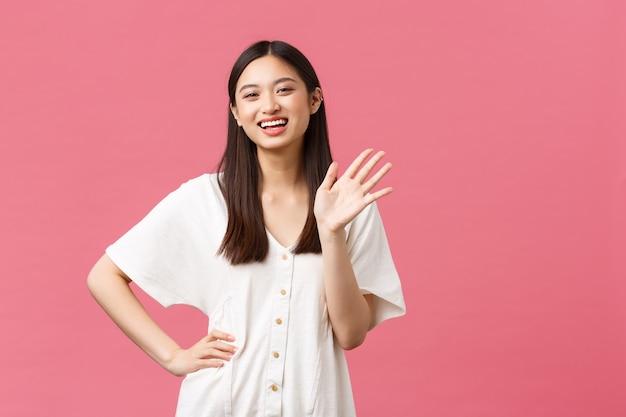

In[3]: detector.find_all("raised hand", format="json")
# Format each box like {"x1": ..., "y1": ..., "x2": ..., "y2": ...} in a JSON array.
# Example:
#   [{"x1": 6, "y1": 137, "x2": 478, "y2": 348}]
[
  {"x1": 165, "y1": 329, "x2": 237, "y2": 377},
  {"x1": 314, "y1": 149, "x2": 393, "y2": 235}
]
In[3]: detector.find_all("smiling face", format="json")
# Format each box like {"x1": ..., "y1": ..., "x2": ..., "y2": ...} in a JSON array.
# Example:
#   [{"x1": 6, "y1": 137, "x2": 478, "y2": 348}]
[{"x1": 230, "y1": 55, "x2": 323, "y2": 155}]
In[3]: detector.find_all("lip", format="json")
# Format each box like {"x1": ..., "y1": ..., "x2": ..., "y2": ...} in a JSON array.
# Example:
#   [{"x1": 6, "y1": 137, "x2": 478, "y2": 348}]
[
  {"x1": 257, "y1": 116, "x2": 288, "y2": 136},
  {"x1": 257, "y1": 116, "x2": 288, "y2": 125}
]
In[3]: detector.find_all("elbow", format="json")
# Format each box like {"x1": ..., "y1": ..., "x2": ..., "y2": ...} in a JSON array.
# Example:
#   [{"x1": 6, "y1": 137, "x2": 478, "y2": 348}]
[
  {"x1": 86, "y1": 266, "x2": 104, "y2": 298},
  {"x1": 336, "y1": 331, "x2": 367, "y2": 351},
  {"x1": 332, "y1": 301, "x2": 374, "y2": 350},
  {"x1": 340, "y1": 340, "x2": 364, "y2": 351},
  {"x1": 86, "y1": 267, "x2": 97, "y2": 294},
  {"x1": 86, "y1": 254, "x2": 130, "y2": 298}
]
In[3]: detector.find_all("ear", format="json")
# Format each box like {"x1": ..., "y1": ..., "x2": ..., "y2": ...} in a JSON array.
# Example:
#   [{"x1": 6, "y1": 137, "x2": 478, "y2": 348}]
[
  {"x1": 230, "y1": 103, "x2": 242, "y2": 126},
  {"x1": 310, "y1": 87, "x2": 323, "y2": 115}
]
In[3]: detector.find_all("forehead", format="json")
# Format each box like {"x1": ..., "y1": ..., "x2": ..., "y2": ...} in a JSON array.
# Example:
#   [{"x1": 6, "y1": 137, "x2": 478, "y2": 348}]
[{"x1": 236, "y1": 55, "x2": 302, "y2": 88}]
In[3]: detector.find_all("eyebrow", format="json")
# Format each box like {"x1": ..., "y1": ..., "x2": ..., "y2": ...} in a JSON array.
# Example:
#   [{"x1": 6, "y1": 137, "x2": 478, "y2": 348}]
[{"x1": 238, "y1": 77, "x2": 298, "y2": 93}]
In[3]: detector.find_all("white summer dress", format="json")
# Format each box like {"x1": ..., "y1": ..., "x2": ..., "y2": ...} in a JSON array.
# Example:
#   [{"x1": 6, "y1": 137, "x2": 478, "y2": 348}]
[{"x1": 106, "y1": 173, "x2": 405, "y2": 417}]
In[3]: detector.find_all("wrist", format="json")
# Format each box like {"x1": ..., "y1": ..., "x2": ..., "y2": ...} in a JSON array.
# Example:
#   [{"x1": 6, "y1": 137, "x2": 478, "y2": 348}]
[
  {"x1": 162, "y1": 347, "x2": 187, "y2": 376},
  {"x1": 159, "y1": 345, "x2": 182, "y2": 369},
  {"x1": 317, "y1": 226, "x2": 346, "y2": 245}
]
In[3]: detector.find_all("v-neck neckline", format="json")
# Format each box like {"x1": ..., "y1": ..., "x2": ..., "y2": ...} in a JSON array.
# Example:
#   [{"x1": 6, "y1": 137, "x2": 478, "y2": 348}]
[{"x1": 266, "y1": 228, "x2": 296, "y2": 252}]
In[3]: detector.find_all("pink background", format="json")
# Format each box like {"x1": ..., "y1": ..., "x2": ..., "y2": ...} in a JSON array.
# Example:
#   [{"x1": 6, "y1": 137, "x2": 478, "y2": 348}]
[{"x1": 1, "y1": 0, "x2": 625, "y2": 416}]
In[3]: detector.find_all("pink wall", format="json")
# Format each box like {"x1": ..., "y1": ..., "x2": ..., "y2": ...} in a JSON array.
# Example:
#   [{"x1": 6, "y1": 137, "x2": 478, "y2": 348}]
[{"x1": 1, "y1": 0, "x2": 625, "y2": 415}]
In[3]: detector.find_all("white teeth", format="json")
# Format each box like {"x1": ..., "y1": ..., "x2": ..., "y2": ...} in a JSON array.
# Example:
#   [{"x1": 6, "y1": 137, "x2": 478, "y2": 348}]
[{"x1": 260, "y1": 119, "x2": 287, "y2": 128}]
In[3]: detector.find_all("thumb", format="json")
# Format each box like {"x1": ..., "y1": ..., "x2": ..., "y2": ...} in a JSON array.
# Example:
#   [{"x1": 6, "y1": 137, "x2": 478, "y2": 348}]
[{"x1": 319, "y1": 162, "x2": 338, "y2": 191}]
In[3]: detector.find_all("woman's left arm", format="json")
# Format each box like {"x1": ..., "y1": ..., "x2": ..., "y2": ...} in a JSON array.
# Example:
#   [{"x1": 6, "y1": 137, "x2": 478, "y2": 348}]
[{"x1": 314, "y1": 149, "x2": 393, "y2": 350}]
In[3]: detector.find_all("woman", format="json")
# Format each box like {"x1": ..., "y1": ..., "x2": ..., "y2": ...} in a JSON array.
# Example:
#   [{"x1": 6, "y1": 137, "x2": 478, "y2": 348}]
[{"x1": 88, "y1": 40, "x2": 405, "y2": 417}]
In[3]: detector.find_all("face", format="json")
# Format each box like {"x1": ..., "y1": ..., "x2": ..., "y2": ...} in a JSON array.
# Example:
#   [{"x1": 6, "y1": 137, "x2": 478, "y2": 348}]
[{"x1": 230, "y1": 55, "x2": 323, "y2": 154}]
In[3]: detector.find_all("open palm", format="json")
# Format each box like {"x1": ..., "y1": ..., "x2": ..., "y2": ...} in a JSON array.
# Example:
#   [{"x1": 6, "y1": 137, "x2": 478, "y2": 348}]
[{"x1": 314, "y1": 149, "x2": 393, "y2": 233}]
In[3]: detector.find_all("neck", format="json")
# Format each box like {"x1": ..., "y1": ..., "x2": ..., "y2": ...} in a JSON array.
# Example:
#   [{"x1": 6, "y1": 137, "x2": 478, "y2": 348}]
[{"x1": 257, "y1": 146, "x2": 307, "y2": 192}]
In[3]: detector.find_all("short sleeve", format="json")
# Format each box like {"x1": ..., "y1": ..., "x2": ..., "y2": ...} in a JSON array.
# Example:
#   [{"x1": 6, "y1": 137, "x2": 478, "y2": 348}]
[
  {"x1": 106, "y1": 177, "x2": 224, "y2": 312},
  {"x1": 347, "y1": 202, "x2": 406, "y2": 328}
]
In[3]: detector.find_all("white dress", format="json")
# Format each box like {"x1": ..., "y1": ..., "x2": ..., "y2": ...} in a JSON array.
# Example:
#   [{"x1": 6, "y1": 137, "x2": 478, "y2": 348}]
[{"x1": 106, "y1": 173, "x2": 405, "y2": 417}]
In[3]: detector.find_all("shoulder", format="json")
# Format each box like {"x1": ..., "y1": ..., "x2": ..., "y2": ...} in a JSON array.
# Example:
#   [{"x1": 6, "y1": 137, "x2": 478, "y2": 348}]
[
  {"x1": 148, "y1": 173, "x2": 226, "y2": 221},
  {"x1": 172, "y1": 173, "x2": 224, "y2": 201},
  {"x1": 346, "y1": 202, "x2": 381, "y2": 234},
  {"x1": 178, "y1": 172, "x2": 221, "y2": 191},
  {"x1": 344, "y1": 202, "x2": 392, "y2": 254}
]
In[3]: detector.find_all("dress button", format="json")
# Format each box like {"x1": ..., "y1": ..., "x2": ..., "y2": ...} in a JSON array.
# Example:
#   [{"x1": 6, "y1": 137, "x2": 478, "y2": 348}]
[
  {"x1": 275, "y1": 318, "x2": 282, "y2": 325},
  {"x1": 273, "y1": 351, "x2": 280, "y2": 358},
  {"x1": 280, "y1": 289, "x2": 287, "y2": 295},
  {"x1": 271, "y1": 384, "x2": 279, "y2": 392},
  {"x1": 281, "y1": 254, "x2": 288, "y2": 260}
]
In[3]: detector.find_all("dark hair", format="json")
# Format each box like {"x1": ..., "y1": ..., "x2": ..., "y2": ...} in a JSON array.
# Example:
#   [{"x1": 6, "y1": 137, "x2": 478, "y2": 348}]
[{"x1": 217, "y1": 40, "x2": 332, "y2": 265}]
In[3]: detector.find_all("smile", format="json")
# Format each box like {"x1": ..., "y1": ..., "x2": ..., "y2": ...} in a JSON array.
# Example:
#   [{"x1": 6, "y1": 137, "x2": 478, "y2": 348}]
[{"x1": 259, "y1": 119, "x2": 288, "y2": 129}]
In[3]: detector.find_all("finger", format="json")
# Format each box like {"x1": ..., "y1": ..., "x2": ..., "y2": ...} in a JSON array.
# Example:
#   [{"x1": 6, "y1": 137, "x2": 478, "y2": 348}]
[
  {"x1": 361, "y1": 162, "x2": 392, "y2": 194},
  {"x1": 206, "y1": 329, "x2": 236, "y2": 342},
  {"x1": 344, "y1": 148, "x2": 374, "y2": 179},
  {"x1": 319, "y1": 161, "x2": 338, "y2": 190},
  {"x1": 203, "y1": 340, "x2": 238, "y2": 354},
  {"x1": 197, "y1": 359, "x2": 226, "y2": 369},
  {"x1": 364, "y1": 187, "x2": 394, "y2": 205},
  {"x1": 355, "y1": 150, "x2": 386, "y2": 183},
  {"x1": 198, "y1": 347, "x2": 235, "y2": 361}
]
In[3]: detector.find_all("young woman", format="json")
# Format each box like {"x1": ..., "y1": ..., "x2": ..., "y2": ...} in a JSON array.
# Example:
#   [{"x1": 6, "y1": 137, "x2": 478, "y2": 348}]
[{"x1": 88, "y1": 40, "x2": 405, "y2": 417}]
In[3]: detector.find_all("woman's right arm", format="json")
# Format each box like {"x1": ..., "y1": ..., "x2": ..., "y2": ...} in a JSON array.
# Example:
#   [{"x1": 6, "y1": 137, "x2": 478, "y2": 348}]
[{"x1": 87, "y1": 254, "x2": 237, "y2": 376}]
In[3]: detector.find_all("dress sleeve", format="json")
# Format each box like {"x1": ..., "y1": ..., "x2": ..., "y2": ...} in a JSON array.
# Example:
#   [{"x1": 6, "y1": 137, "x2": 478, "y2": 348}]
[
  {"x1": 346, "y1": 202, "x2": 406, "y2": 328},
  {"x1": 105, "y1": 178, "x2": 217, "y2": 312}
]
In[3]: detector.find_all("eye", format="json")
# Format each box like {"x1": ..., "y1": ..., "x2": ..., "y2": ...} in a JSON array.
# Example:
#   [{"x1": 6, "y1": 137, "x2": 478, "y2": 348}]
[
  {"x1": 277, "y1": 87, "x2": 293, "y2": 94},
  {"x1": 243, "y1": 92, "x2": 258, "y2": 99}
]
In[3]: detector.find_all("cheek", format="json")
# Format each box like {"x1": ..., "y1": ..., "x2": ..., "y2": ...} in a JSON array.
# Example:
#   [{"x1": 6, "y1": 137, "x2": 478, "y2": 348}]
[
  {"x1": 291, "y1": 98, "x2": 313, "y2": 121},
  {"x1": 236, "y1": 105, "x2": 256, "y2": 123},
  {"x1": 292, "y1": 115, "x2": 312, "y2": 135}
]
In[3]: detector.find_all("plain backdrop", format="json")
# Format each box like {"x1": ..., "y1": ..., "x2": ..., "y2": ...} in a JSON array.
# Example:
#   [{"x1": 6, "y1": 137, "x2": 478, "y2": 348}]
[{"x1": 1, "y1": 0, "x2": 625, "y2": 416}]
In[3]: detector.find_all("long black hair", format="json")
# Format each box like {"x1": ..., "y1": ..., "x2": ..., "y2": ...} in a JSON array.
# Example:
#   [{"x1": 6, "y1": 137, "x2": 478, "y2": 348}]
[{"x1": 217, "y1": 40, "x2": 332, "y2": 265}]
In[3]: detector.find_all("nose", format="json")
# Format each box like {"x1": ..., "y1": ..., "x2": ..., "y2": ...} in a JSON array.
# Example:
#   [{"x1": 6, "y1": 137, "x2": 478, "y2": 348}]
[{"x1": 261, "y1": 94, "x2": 280, "y2": 114}]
